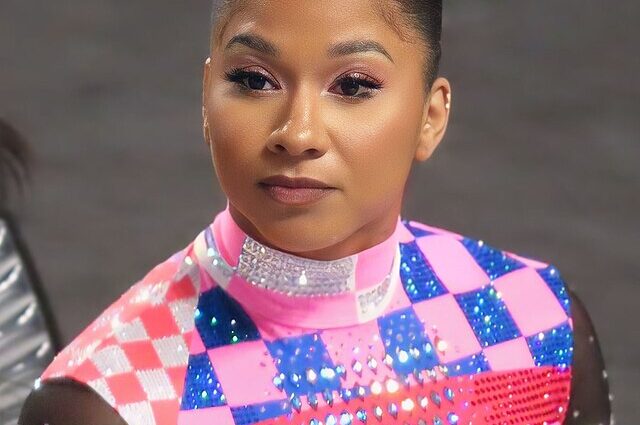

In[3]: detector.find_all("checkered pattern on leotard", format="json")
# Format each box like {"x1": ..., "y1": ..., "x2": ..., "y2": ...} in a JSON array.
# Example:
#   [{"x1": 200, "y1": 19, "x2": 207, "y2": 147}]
[{"x1": 39, "y1": 216, "x2": 573, "y2": 425}]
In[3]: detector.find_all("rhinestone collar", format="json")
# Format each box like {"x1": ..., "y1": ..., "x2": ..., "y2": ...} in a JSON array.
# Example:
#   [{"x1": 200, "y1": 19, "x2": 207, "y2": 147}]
[
  {"x1": 193, "y1": 203, "x2": 405, "y2": 328},
  {"x1": 236, "y1": 235, "x2": 357, "y2": 296}
]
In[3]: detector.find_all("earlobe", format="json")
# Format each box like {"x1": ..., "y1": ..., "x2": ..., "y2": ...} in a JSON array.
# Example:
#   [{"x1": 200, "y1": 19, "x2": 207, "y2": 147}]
[{"x1": 414, "y1": 138, "x2": 432, "y2": 163}]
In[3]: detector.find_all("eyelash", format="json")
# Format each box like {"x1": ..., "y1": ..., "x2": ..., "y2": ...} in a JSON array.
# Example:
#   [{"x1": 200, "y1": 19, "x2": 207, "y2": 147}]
[{"x1": 223, "y1": 67, "x2": 384, "y2": 99}]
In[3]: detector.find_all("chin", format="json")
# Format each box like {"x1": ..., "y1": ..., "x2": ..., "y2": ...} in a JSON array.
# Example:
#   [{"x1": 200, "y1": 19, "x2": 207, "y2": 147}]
[{"x1": 255, "y1": 215, "x2": 348, "y2": 257}]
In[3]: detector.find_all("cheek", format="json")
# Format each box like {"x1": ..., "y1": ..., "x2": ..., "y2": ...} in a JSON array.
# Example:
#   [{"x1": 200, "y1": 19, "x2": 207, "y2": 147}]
[
  {"x1": 336, "y1": 101, "x2": 418, "y2": 199},
  {"x1": 206, "y1": 99, "x2": 263, "y2": 186}
]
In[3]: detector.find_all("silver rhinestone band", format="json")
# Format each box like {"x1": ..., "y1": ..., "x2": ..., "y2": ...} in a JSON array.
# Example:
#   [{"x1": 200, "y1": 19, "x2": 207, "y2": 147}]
[{"x1": 236, "y1": 236, "x2": 356, "y2": 296}]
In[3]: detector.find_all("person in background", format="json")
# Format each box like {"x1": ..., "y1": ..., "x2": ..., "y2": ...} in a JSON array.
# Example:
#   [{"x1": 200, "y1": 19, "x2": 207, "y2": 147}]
[
  {"x1": 0, "y1": 119, "x2": 31, "y2": 210},
  {"x1": 0, "y1": 119, "x2": 61, "y2": 423}
]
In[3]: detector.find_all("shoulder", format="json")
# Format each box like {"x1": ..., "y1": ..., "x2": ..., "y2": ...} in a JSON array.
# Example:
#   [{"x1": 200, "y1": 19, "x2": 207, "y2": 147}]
[
  {"x1": 27, "y1": 239, "x2": 201, "y2": 424},
  {"x1": 399, "y1": 217, "x2": 573, "y2": 360},
  {"x1": 400, "y1": 217, "x2": 572, "y2": 311},
  {"x1": 19, "y1": 377, "x2": 127, "y2": 425}
]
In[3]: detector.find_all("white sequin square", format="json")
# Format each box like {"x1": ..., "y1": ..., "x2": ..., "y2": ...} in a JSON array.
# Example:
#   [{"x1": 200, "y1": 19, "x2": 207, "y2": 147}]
[
  {"x1": 118, "y1": 401, "x2": 156, "y2": 425},
  {"x1": 114, "y1": 317, "x2": 149, "y2": 343},
  {"x1": 135, "y1": 368, "x2": 177, "y2": 401},
  {"x1": 152, "y1": 335, "x2": 189, "y2": 367},
  {"x1": 90, "y1": 345, "x2": 132, "y2": 376},
  {"x1": 169, "y1": 298, "x2": 197, "y2": 333}
]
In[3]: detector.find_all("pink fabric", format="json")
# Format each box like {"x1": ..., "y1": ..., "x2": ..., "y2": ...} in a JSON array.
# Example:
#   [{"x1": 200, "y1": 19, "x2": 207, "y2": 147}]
[
  {"x1": 207, "y1": 340, "x2": 283, "y2": 405},
  {"x1": 38, "y1": 204, "x2": 573, "y2": 425},
  {"x1": 483, "y1": 336, "x2": 536, "y2": 370},
  {"x1": 493, "y1": 267, "x2": 568, "y2": 336},
  {"x1": 416, "y1": 235, "x2": 489, "y2": 293},
  {"x1": 413, "y1": 294, "x2": 483, "y2": 362}
]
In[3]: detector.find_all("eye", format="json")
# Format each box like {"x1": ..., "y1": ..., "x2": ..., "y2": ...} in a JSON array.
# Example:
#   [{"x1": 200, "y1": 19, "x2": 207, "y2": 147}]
[
  {"x1": 223, "y1": 68, "x2": 384, "y2": 99},
  {"x1": 224, "y1": 67, "x2": 278, "y2": 92},
  {"x1": 330, "y1": 72, "x2": 384, "y2": 99}
]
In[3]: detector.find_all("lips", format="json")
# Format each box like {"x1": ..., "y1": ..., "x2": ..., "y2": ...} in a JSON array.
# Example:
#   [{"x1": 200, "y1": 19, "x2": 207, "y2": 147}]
[
  {"x1": 259, "y1": 175, "x2": 333, "y2": 189},
  {"x1": 259, "y1": 175, "x2": 335, "y2": 206}
]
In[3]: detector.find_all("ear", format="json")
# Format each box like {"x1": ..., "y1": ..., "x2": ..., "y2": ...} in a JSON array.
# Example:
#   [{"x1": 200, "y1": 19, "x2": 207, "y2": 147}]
[
  {"x1": 415, "y1": 77, "x2": 451, "y2": 162},
  {"x1": 202, "y1": 57, "x2": 213, "y2": 146}
]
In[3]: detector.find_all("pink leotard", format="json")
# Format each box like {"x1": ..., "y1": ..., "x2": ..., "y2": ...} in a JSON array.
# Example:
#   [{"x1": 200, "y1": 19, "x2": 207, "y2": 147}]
[{"x1": 40, "y1": 202, "x2": 573, "y2": 424}]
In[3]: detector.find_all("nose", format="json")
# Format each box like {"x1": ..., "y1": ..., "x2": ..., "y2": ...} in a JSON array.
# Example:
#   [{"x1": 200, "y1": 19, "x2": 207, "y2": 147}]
[{"x1": 266, "y1": 83, "x2": 329, "y2": 158}]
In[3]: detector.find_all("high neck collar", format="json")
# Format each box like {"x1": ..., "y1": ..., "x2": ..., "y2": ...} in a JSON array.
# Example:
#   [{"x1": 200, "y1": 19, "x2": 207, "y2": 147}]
[{"x1": 193, "y1": 203, "x2": 404, "y2": 329}]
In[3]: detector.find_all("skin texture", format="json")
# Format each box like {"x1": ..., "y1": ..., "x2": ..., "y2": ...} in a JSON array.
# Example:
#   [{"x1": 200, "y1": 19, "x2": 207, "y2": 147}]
[{"x1": 202, "y1": 0, "x2": 451, "y2": 260}]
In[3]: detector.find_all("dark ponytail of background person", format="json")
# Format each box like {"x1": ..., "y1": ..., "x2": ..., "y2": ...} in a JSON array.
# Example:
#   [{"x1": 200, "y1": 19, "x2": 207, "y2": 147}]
[{"x1": 0, "y1": 119, "x2": 32, "y2": 213}]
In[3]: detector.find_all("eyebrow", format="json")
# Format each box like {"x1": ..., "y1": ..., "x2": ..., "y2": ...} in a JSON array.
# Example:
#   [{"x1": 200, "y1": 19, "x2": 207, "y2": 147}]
[{"x1": 224, "y1": 32, "x2": 394, "y2": 64}]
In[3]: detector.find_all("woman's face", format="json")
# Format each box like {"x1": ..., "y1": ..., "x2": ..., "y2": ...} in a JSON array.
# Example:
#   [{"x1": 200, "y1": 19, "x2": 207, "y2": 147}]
[{"x1": 203, "y1": 0, "x2": 451, "y2": 260}]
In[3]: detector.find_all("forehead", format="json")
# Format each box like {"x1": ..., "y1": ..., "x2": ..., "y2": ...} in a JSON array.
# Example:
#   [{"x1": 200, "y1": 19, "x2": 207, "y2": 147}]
[{"x1": 213, "y1": 0, "x2": 421, "y2": 61}]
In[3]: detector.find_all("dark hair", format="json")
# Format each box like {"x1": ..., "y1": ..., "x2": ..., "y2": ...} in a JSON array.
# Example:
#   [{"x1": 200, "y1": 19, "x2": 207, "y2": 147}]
[
  {"x1": 0, "y1": 119, "x2": 31, "y2": 208},
  {"x1": 210, "y1": 0, "x2": 442, "y2": 95}
]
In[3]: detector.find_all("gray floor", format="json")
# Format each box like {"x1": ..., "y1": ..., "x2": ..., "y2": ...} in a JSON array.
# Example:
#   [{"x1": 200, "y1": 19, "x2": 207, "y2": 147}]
[{"x1": 1, "y1": 0, "x2": 638, "y2": 422}]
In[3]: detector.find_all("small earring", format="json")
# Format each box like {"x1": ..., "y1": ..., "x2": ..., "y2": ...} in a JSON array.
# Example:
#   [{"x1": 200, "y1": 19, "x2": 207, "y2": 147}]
[
  {"x1": 205, "y1": 57, "x2": 211, "y2": 65},
  {"x1": 445, "y1": 93, "x2": 451, "y2": 110}
]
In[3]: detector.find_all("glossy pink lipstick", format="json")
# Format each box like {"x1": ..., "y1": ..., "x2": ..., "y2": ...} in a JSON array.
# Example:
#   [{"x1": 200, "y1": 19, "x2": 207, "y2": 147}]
[{"x1": 259, "y1": 175, "x2": 335, "y2": 206}]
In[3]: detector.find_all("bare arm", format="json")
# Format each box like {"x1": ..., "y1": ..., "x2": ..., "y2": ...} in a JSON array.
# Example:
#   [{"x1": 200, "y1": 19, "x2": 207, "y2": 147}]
[
  {"x1": 18, "y1": 377, "x2": 128, "y2": 425},
  {"x1": 564, "y1": 288, "x2": 612, "y2": 424}
]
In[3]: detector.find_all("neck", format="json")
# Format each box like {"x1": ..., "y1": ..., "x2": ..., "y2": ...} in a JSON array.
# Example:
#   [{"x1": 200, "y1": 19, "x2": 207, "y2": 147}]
[
  {"x1": 193, "y1": 202, "x2": 406, "y2": 329},
  {"x1": 227, "y1": 201, "x2": 402, "y2": 261}
]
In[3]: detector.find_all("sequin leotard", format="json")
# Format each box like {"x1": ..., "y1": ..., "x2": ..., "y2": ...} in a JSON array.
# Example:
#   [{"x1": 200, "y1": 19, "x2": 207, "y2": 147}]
[{"x1": 39, "y1": 204, "x2": 574, "y2": 424}]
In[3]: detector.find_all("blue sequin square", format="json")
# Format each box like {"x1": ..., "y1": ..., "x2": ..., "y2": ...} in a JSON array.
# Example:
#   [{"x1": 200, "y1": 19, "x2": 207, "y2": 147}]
[
  {"x1": 195, "y1": 287, "x2": 261, "y2": 349},
  {"x1": 230, "y1": 399, "x2": 291, "y2": 425},
  {"x1": 444, "y1": 351, "x2": 491, "y2": 377},
  {"x1": 265, "y1": 333, "x2": 340, "y2": 396},
  {"x1": 180, "y1": 353, "x2": 227, "y2": 410},
  {"x1": 538, "y1": 266, "x2": 571, "y2": 316},
  {"x1": 461, "y1": 238, "x2": 525, "y2": 281},
  {"x1": 526, "y1": 321, "x2": 573, "y2": 369},
  {"x1": 377, "y1": 306, "x2": 440, "y2": 377},
  {"x1": 399, "y1": 241, "x2": 448, "y2": 303},
  {"x1": 455, "y1": 285, "x2": 521, "y2": 347}
]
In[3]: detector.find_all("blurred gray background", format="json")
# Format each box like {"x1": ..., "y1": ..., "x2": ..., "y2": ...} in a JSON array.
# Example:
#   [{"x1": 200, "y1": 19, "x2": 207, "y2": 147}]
[{"x1": 1, "y1": 0, "x2": 638, "y2": 422}]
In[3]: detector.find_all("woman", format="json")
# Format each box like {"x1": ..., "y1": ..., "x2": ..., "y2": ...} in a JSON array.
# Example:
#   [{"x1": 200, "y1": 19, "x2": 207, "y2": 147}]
[{"x1": 19, "y1": 0, "x2": 612, "y2": 424}]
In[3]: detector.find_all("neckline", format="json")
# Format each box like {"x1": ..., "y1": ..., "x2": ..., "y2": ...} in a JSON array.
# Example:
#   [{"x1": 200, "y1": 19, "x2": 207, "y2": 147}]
[{"x1": 193, "y1": 203, "x2": 404, "y2": 329}]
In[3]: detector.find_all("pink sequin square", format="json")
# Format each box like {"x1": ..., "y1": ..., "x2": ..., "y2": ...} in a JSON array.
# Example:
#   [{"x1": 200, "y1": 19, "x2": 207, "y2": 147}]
[
  {"x1": 207, "y1": 340, "x2": 283, "y2": 406},
  {"x1": 416, "y1": 235, "x2": 488, "y2": 293},
  {"x1": 121, "y1": 340, "x2": 163, "y2": 370},
  {"x1": 493, "y1": 268, "x2": 568, "y2": 337},
  {"x1": 412, "y1": 294, "x2": 482, "y2": 363},
  {"x1": 106, "y1": 373, "x2": 147, "y2": 405},
  {"x1": 483, "y1": 337, "x2": 535, "y2": 371},
  {"x1": 188, "y1": 330, "x2": 207, "y2": 354}
]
